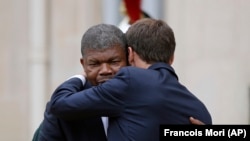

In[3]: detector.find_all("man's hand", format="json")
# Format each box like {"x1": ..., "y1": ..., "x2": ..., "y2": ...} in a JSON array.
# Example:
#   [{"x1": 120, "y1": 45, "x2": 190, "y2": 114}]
[{"x1": 189, "y1": 117, "x2": 205, "y2": 125}]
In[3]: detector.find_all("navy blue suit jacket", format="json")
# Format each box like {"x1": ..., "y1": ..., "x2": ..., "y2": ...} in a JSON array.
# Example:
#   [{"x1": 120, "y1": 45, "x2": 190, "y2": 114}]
[
  {"x1": 50, "y1": 62, "x2": 212, "y2": 141},
  {"x1": 39, "y1": 80, "x2": 107, "y2": 141}
]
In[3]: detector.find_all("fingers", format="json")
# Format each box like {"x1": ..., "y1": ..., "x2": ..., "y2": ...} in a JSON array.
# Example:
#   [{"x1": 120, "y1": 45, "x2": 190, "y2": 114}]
[{"x1": 189, "y1": 117, "x2": 205, "y2": 125}]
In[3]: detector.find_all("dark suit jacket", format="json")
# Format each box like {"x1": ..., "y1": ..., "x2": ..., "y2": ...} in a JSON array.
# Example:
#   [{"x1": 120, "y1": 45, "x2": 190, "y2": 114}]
[
  {"x1": 38, "y1": 80, "x2": 107, "y2": 141},
  {"x1": 50, "y1": 62, "x2": 212, "y2": 141}
]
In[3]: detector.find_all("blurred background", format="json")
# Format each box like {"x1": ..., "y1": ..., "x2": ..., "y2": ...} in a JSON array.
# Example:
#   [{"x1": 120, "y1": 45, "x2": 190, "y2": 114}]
[{"x1": 0, "y1": 0, "x2": 249, "y2": 140}]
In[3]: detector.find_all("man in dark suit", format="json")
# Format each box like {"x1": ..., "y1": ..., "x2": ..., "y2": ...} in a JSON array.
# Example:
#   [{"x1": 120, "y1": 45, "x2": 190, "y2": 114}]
[
  {"x1": 35, "y1": 22, "x2": 203, "y2": 141},
  {"x1": 48, "y1": 18, "x2": 212, "y2": 141},
  {"x1": 38, "y1": 23, "x2": 128, "y2": 141}
]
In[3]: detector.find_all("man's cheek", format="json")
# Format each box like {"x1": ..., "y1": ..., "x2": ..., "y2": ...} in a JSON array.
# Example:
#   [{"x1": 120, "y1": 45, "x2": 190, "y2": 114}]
[{"x1": 85, "y1": 73, "x2": 97, "y2": 85}]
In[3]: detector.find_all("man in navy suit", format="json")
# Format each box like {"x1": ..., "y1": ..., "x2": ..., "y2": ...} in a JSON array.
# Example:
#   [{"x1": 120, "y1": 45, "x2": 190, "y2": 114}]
[
  {"x1": 35, "y1": 22, "x2": 203, "y2": 141},
  {"x1": 38, "y1": 23, "x2": 128, "y2": 141},
  {"x1": 49, "y1": 18, "x2": 212, "y2": 141}
]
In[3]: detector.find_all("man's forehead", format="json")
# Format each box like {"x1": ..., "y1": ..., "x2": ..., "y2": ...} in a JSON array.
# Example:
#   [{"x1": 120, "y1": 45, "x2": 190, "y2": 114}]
[
  {"x1": 84, "y1": 46, "x2": 125, "y2": 54},
  {"x1": 83, "y1": 47, "x2": 125, "y2": 60},
  {"x1": 84, "y1": 47, "x2": 108, "y2": 53}
]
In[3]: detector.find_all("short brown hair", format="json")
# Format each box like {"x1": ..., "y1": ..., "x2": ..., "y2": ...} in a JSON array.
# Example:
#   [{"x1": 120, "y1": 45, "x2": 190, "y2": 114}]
[{"x1": 125, "y1": 18, "x2": 176, "y2": 64}]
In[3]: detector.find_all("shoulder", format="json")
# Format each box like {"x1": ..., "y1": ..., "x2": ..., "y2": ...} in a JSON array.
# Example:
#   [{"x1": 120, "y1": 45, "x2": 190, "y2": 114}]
[
  {"x1": 57, "y1": 76, "x2": 85, "y2": 90},
  {"x1": 113, "y1": 67, "x2": 144, "y2": 81},
  {"x1": 120, "y1": 66, "x2": 156, "y2": 76},
  {"x1": 66, "y1": 75, "x2": 86, "y2": 86},
  {"x1": 119, "y1": 66, "x2": 145, "y2": 74},
  {"x1": 114, "y1": 66, "x2": 153, "y2": 84}
]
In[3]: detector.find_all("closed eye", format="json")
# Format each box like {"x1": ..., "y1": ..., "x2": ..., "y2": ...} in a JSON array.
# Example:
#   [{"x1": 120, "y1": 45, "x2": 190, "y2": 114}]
[
  {"x1": 88, "y1": 62, "x2": 100, "y2": 67},
  {"x1": 110, "y1": 60, "x2": 121, "y2": 65}
]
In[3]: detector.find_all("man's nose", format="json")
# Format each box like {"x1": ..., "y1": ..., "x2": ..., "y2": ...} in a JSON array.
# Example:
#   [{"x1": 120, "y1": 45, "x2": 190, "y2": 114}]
[{"x1": 100, "y1": 63, "x2": 113, "y2": 75}]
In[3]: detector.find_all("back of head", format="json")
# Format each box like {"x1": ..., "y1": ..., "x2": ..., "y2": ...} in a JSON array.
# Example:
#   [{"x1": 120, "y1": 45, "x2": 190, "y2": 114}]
[
  {"x1": 81, "y1": 24, "x2": 127, "y2": 57},
  {"x1": 125, "y1": 18, "x2": 176, "y2": 64}
]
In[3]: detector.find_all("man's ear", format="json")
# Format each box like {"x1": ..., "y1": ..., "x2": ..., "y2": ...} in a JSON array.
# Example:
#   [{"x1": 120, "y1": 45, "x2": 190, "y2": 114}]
[
  {"x1": 127, "y1": 47, "x2": 134, "y2": 65},
  {"x1": 169, "y1": 54, "x2": 174, "y2": 65},
  {"x1": 80, "y1": 58, "x2": 87, "y2": 77},
  {"x1": 80, "y1": 58, "x2": 85, "y2": 68}
]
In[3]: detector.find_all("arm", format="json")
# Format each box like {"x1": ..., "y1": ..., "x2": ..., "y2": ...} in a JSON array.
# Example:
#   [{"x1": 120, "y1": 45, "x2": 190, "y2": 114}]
[
  {"x1": 189, "y1": 117, "x2": 205, "y2": 125},
  {"x1": 50, "y1": 68, "x2": 130, "y2": 119}
]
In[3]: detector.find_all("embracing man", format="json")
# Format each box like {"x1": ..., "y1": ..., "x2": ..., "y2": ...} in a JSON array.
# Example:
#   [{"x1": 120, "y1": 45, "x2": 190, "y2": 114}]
[{"x1": 46, "y1": 18, "x2": 212, "y2": 141}]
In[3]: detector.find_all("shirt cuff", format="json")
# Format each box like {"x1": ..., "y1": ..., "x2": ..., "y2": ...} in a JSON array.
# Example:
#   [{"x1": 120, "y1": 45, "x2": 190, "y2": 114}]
[{"x1": 67, "y1": 75, "x2": 86, "y2": 86}]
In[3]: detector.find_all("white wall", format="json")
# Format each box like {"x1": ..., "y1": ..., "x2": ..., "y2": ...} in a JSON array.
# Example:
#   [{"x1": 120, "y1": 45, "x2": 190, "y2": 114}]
[{"x1": 166, "y1": 0, "x2": 250, "y2": 124}]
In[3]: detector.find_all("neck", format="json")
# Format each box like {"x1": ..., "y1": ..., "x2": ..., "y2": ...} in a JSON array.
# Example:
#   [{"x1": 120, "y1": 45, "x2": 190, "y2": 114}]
[{"x1": 132, "y1": 53, "x2": 151, "y2": 69}]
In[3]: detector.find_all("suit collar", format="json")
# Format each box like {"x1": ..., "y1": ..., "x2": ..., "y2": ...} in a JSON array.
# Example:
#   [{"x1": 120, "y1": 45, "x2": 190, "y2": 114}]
[{"x1": 148, "y1": 62, "x2": 179, "y2": 80}]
